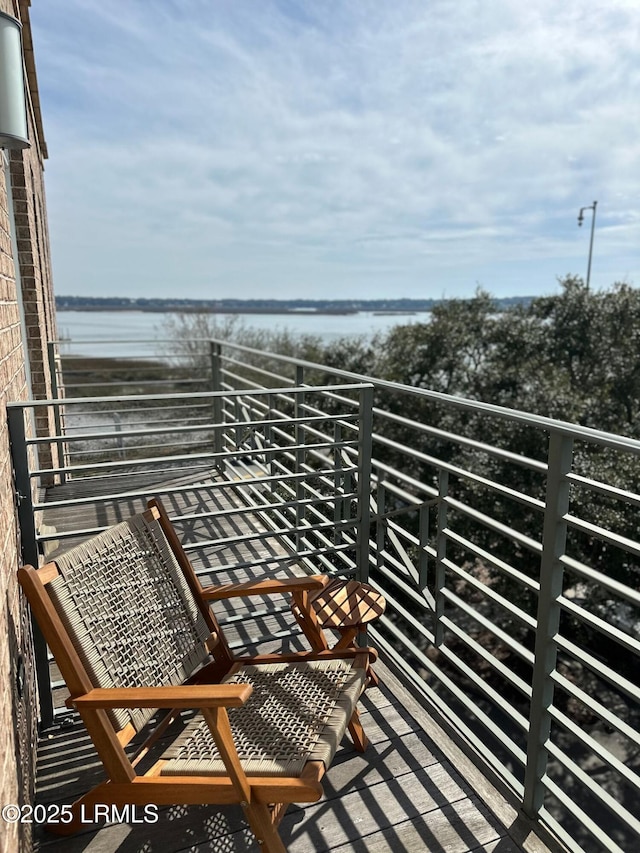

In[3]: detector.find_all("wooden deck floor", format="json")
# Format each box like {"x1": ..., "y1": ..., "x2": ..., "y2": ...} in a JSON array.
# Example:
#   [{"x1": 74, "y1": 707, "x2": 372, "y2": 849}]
[
  {"x1": 32, "y1": 469, "x2": 563, "y2": 853},
  {"x1": 34, "y1": 661, "x2": 558, "y2": 853}
]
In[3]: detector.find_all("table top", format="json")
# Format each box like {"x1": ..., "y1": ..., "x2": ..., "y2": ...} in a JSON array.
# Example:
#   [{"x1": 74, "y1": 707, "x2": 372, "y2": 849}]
[{"x1": 311, "y1": 578, "x2": 386, "y2": 629}]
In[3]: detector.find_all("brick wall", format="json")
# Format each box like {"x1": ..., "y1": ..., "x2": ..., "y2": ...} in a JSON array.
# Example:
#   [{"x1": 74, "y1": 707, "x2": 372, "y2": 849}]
[
  {"x1": 0, "y1": 2, "x2": 56, "y2": 851},
  {"x1": 10, "y1": 147, "x2": 58, "y2": 468}
]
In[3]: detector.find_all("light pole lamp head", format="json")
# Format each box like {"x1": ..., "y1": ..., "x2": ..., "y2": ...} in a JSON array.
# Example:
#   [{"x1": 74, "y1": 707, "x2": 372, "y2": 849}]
[{"x1": 0, "y1": 12, "x2": 29, "y2": 150}]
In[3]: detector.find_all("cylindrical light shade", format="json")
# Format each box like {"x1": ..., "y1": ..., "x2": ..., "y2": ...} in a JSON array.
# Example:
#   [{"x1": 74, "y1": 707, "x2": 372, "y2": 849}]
[{"x1": 0, "y1": 12, "x2": 29, "y2": 149}]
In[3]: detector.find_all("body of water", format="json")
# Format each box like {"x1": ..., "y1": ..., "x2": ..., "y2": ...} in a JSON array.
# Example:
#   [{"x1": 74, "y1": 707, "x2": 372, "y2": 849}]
[{"x1": 56, "y1": 310, "x2": 429, "y2": 358}]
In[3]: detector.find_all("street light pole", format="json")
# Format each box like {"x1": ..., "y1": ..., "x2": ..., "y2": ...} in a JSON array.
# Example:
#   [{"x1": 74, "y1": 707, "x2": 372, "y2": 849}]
[{"x1": 577, "y1": 200, "x2": 597, "y2": 290}]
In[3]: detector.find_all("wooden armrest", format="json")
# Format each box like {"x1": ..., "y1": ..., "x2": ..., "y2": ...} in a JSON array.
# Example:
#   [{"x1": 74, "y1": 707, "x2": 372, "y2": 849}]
[
  {"x1": 68, "y1": 684, "x2": 252, "y2": 710},
  {"x1": 201, "y1": 575, "x2": 327, "y2": 600}
]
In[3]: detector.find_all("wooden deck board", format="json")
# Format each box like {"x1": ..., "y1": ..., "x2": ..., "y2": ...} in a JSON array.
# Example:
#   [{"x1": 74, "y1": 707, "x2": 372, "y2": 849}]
[{"x1": 31, "y1": 470, "x2": 563, "y2": 853}]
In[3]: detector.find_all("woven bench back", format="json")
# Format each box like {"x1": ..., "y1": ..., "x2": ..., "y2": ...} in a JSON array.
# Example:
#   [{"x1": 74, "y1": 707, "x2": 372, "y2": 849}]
[{"x1": 48, "y1": 512, "x2": 212, "y2": 730}]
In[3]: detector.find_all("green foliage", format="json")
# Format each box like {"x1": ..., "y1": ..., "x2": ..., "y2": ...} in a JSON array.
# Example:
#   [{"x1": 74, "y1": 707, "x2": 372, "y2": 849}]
[
  {"x1": 318, "y1": 334, "x2": 379, "y2": 378},
  {"x1": 377, "y1": 276, "x2": 640, "y2": 436},
  {"x1": 372, "y1": 278, "x2": 640, "y2": 658},
  {"x1": 379, "y1": 288, "x2": 498, "y2": 397}
]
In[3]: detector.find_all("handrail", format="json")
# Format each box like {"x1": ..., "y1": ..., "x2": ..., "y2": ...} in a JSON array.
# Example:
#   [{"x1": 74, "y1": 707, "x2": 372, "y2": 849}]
[
  {"x1": 211, "y1": 336, "x2": 640, "y2": 451},
  {"x1": 7, "y1": 381, "x2": 373, "y2": 409}
]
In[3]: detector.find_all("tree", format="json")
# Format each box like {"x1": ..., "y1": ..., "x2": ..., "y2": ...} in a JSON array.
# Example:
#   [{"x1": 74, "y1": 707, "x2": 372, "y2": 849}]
[{"x1": 366, "y1": 278, "x2": 640, "y2": 665}]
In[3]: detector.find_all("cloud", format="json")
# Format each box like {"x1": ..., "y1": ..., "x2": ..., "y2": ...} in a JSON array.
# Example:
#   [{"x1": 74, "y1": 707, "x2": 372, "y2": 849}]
[{"x1": 31, "y1": 0, "x2": 640, "y2": 299}]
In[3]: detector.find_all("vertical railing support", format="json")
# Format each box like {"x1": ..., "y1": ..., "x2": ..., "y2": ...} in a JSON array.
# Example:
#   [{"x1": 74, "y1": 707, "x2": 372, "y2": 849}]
[
  {"x1": 8, "y1": 406, "x2": 40, "y2": 565},
  {"x1": 113, "y1": 412, "x2": 124, "y2": 458},
  {"x1": 46, "y1": 340, "x2": 57, "y2": 393},
  {"x1": 418, "y1": 501, "x2": 430, "y2": 596},
  {"x1": 434, "y1": 470, "x2": 449, "y2": 647},
  {"x1": 523, "y1": 431, "x2": 573, "y2": 818},
  {"x1": 234, "y1": 396, "x2": 243, "y2": 456},
  {"x1": 356, "y1": 385, "x2": 373, "y2": 585},
  {"x1": 265, "y1": 393, "x2": 275, "y2": 479},
  {"x1": 375, "y1": 481, "x2": 386, "y2": 576},
  {"x1": 333, "y1": 421, "x2": 344, "y2": 551},
  {"x1": 294, "y1": 369, "x2": 306, "y2": 550},
  {"x1": 8, "y1": 404, "x2": 55, "y2": 728},
  {"x1": 47, "y1": 341, "x2": 66, "y2": 484},
  {"x1": 209, "y1": 342, "x2": 224, "y2": 472},
  {"x1": 209, "y1": 340, "x2": 222, "y2": 392}
]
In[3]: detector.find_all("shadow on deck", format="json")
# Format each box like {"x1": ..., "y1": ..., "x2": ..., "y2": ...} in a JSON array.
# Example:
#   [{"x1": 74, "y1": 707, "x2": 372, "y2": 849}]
[{"x1": 32, "y1": 469, "x2": 561, "y2": 853}]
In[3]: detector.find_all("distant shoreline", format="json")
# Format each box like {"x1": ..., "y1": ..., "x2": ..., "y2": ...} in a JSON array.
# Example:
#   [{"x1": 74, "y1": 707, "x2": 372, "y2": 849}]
[
  {"x1": 56, "y1": 294, "x2": 534, "y2": 314},
  {"x1": 57, "y1": 307, "x2": 361, "y2": 316}
]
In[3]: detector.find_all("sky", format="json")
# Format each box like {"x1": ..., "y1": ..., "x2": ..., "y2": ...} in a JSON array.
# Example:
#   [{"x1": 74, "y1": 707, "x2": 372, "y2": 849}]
[{"x1": 30, "y1": 0, "x2": 640, "y2": 301}]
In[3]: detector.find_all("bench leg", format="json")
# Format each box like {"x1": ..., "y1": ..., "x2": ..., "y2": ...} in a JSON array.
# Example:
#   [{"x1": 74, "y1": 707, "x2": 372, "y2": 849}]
[
  {"x1": 243, "y1": 802, "x2": 287, "y2": 853},
  {"x1": 348, "y1": 708, "x2": 369, "y2": 752}
]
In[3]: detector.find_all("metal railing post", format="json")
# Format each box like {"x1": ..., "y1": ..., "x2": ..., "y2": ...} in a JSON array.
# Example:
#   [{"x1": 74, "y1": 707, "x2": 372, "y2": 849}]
[
  {"x1": 209, "y1": 340, "x2": 222, "y2": 391},
  {"x1": 418, "y1": 501, "x2": 430, "y2": 596},
  {"x1": 47, "y1": 341, "x2": 66, "y2": 484},
  {"x1": 376, "y1": 481, "x2": 386, "y2": 576},
  {"x1": 333, "y1": 421, "x2": 344, "y2": 550},
  {"x1": 8, "y1": 405, "x2": 55, "y2": 728},
  {"x1": 234, "y1": 396, "x2": 243, "y2": 454},
  {"x1": 265, "y1": 393, "x2": 275, "y2": 478},
  {"x1": 356, "y1": 385, "x2": 373, "y2": 585},
  {"x1": 294, "y1": 376, "x2": 305, "y2": 551},
  {"x1": 210, "y1": 342, "x2": 224, "y2": 471},
  {"x1": 113, "y1": 412, "x2": 124, "y2": 458},
  {"x1": 434, "y1": 470, "x2": 449, "y2": 647},
  {"x1": 523, "y1": 431, "x2": 573, "y2": 818},
  {"x1": 46, "y1": 340, "x2": 58, "y2": 399}
]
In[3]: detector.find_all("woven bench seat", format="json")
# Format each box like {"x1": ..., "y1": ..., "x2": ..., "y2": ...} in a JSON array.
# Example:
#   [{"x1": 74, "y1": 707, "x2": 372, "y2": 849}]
[{"x1": 162, "y1": 659, "x2": 366, "y2": 777}]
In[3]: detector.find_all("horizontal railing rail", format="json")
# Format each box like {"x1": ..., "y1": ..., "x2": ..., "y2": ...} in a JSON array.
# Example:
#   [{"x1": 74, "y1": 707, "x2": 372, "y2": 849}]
[{"x1": 28, "y1": 338, "x2": 640, "y2": 852}]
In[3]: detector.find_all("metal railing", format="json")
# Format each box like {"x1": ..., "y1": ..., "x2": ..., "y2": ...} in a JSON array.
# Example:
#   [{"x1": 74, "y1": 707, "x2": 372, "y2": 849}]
[
  {"x1": 23, "y1": 339, "x2": 640, "y2": 851},
  {"x1": 8, "y1": 382, "x2": 374, "y2": 727},
  {"x1": 46, "y1": 338, "x2": 219, "y2": 479},
  {"x1": 212, "y1": 338, "x2": 640, "y2": 853}
]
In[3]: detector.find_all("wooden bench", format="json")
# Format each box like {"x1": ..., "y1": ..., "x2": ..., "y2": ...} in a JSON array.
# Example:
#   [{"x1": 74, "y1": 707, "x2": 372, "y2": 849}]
[{"x1": 19, "y1": 498, "x2": 377, "y2": 853}]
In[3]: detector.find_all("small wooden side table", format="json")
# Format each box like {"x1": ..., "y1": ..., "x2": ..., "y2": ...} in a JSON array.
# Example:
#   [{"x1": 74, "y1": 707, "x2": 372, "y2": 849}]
[{"x1": 292, "y1": 577, "x2": 386, "y2": 686}]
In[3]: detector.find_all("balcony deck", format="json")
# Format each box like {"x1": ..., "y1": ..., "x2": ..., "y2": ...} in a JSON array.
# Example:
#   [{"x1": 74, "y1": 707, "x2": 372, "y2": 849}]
[
  {"x1": 32, "y1": 469, "x2": 561, "y2": 853},
  {"x1": 8, "y1": 348, "x2": 637, "y2": 853}
]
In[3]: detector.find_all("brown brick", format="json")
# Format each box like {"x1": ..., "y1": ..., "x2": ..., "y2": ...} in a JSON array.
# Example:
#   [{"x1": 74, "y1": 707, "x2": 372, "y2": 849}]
[{"x1": 0, "y1": 6, "x2": 57, "y2": 852}]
